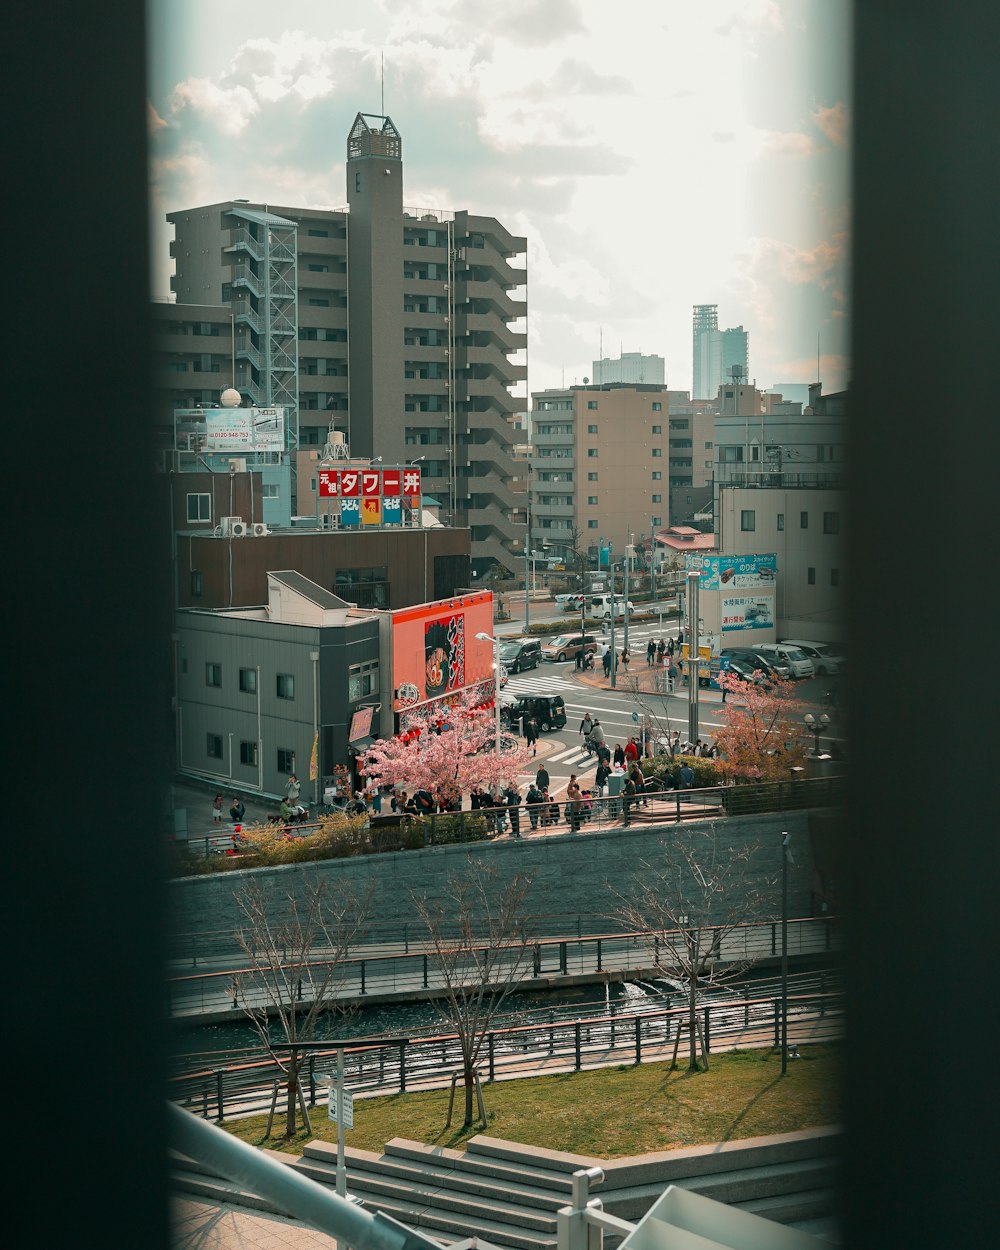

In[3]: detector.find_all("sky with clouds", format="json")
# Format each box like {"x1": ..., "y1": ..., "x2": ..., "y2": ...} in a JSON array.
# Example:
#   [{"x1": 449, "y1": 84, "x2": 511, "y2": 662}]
[{"x1": 148, "y1": 0, "x2": 851, "y2": 398}]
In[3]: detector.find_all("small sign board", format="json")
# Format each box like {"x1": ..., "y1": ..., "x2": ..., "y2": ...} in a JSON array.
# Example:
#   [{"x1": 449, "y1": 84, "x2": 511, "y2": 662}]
[{"x1": 328, "y1": 1087, "x2": 354, "y2": 1128}]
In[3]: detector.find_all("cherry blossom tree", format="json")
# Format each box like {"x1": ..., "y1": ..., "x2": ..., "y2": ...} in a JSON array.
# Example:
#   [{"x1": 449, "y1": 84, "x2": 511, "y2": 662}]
[
  {"x1": 360, "y1": 688, "x2": 534, "y2": 805},
  {"x1": 712, "y1": 669, "x2": 811, "y2": 781}
]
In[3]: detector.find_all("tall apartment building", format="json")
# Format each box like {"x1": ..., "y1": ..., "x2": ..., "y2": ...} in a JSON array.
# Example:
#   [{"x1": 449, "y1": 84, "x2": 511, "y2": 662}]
[
  {"x1": 592, "y1": 352, "x2": 665, "y2": 385},
  {"x1": 530, "y1": 384, "x2": 669, "y2": 561},
  {"x1": 165, "y1": 112, "x2": 527, "y2": 575},
  {"x1": 664, "y1": 391, "x2": 717, "y2": 526},
  {"x1": 692, "y1": 304, "x2": 750, "y2": 399}
]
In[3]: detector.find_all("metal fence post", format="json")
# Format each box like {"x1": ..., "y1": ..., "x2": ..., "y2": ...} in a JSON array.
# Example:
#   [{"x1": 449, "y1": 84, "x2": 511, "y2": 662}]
[
  {"x1": 216, "y1": 1071, "x2": 225, "y2": 1122},
  {"x1": 575, "y1": 1023, "x2": 582, "y2": 1070},
  {"x1": 488, "y1": 1033, "x2": 495, "y2": 1082},
  {"x1": 360, "y1": 961, "x2": 366, "y2": 995},
  {"x1": 534, "y1": 944, "x2": 542, "y2": 976},
  {"x1": 308, "y1": 1055, "x2": 316, "y2": 1106},
  {"x1": 399, "y1": 1041, "x2": 406, "y2": 1092},
  {"x1": 703, "y1": 1006, "x2": 711, "y2": 1055},
  {"x1": 560, "y1": 942, "x2": 568, "y2": 974},
  {"x1": 635, "y1": 1017, "x2": 642, "y2": 1065},
  {"x1": 422, "y1": 954, "x2": 429, "y2": 988},
  {"x1": 596, "y1": 939, "x2": 603, "y2": 971},
  {"x1": 773, "y1": 1000, "x2": 781, "y2": 1048}
]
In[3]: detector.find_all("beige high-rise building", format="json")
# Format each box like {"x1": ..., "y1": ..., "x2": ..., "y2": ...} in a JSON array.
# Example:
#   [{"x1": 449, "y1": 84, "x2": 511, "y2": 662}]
[
  {"x1": 530, "y1": 384, "x2": 670, "y2": 563},
  {"x1": 164, "y1": 113, "x2": 527, "y2": 576}
]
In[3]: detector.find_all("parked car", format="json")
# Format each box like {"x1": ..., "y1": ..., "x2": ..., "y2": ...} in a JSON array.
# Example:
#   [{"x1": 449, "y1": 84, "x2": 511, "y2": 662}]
[
  {"x1": 542, "y1": 632, "x2": 599, "y2": 662},
  {"x1": 755, "y1": 643, "x2": 815, "y2": 679},
  {"x1": 778, "y1": 639, "x2": 845, "y2": 676},
  {"x1": 721, "y1": 648, "x2": 789, "y2": 679},
  {"x1": 498, "y1": 637, "x2": 542, "y2": 674},
  {"x1": 719, "y1": 656, "x2": 766, "y2": 687},
  {"x1": 500, "y1": 694, "x2": 567, "y2": 733}
]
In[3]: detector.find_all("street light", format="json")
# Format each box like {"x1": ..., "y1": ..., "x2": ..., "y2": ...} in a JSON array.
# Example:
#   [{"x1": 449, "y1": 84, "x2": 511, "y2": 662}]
[
  {"x1": 802, "y1": 712, "x2": 830, "y2": 755},
  {"x1": 476, "y1": 631, "x2": 502, "y2": 754},
  {"x1": 781, "y1": 831, "x2": 794, "y2": 1076}
]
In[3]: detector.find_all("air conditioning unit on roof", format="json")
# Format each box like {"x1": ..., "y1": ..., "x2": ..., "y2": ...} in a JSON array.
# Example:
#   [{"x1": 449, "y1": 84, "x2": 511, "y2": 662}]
[
  {"x1": 220, "y1": 516, "x2": 243, "y2": 537},
  {"x1": 251, "y1": 522, "x2": 269, "y2": 537},
  {"x1": 230, "y1": 520, "x2": 248, "y2": 538}
]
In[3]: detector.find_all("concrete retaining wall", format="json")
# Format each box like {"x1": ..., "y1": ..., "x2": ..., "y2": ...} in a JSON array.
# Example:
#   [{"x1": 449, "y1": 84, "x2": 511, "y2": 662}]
[{"x1": 168, "y1": 811, "x2": 826, "y2": 939}]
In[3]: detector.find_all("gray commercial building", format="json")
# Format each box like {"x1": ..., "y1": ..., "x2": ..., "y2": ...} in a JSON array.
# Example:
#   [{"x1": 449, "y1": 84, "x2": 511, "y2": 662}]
[
  {"x1": 175, "y1": 572, "x2": 383, "y2": 804},
  {"x1": 692, "y1": 304, "x2": 750, "y2": 400},
  {"x1": 165, "y1": 112, "x2": 527, "y2": 576}
]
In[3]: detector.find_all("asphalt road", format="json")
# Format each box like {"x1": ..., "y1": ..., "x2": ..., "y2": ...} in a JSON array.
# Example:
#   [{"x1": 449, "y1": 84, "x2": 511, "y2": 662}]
[{"x1": 495, "y1": 600, "x2": 843, "y2": 798}]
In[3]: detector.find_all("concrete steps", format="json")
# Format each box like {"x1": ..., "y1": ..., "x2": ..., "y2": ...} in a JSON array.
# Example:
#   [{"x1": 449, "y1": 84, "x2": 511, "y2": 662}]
[{"x1": 169, "y1": 1128, "x2": 843, "y2": 1249}]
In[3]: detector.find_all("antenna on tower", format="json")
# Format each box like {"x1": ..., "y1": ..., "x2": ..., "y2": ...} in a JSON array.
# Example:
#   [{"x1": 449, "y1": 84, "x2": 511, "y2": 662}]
[
  {"x1": 381, "y1": 51, "x2": 385, "y2": 114},
  {"x1": 817, "y1": 332, "x2": 820, "y2": 383}
]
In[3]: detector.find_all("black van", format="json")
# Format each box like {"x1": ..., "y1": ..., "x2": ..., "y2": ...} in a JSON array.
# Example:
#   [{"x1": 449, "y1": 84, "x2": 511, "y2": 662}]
[
  {"x1": 500, "y1": 694, "x2": 567, "y2": 733},
  {"x1": 498, "y1": 637, "x2": 543, "y2": 673}
]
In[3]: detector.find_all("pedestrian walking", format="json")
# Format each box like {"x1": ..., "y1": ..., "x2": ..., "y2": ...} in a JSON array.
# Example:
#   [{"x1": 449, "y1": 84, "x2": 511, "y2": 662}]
[
  {"x1": 505, "y1": 784, "x2": 522, "y2": 837},
  {"x1": 613, "y1": 742, "x2": 626, "y2": 769},
  {"x1": 575, "y1": 643, "x2": 586, "y2": 670},
  {"x1": 667, "y1": 637, "x2": 675, "y2": 658},
  {"x1": 212, "y1": 793, "x2": 224, "y2": 823},
  {"x1": 622, "y1": 777, "x2": 637, "y2": 826},
  {"x1": 679, "y1": 760, "x2": 695, "y2": 789},
  {"x1": 620, "y1": 647, "x2": 631, "y2": 673},
  {"x1": 525, "y1": 782, "x2": 544, "y2": 831},
  {"x1": 595, "y1": 758, "x2": 611, "y2": 796},
  {"x1": 624, "y1": 737, "x2": 639, "y2": 766},
  {"x1": 535, "y1": 764, "x2": 550, "y2": 794},
  {"x1": 669, "y1": 730, "x2": 681, "y2": 758},
  {"x1": 566, "y1": 778, "x2": 584, "y2": 832},
  {"x1": 656, "y1": 638, "x2": 666, "y2": 665},
  {"x1": 602, "y1": 647, "x2": 612, "y2": 678},
  {"x1": 667, "y1": 657, "x2": 678, "y2": 692},
  {"x1": 646, "y1": 638, "x2": 656, "y2": 667},
  {"x1": 525, "y1": 716, "x2": 539, "y2": 755}
]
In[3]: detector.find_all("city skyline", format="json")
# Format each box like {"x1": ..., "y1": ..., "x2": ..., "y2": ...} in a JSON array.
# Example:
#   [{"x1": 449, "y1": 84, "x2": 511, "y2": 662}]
[{"x1": 148, "y1": 0, "x2": 851, "y2": 399}]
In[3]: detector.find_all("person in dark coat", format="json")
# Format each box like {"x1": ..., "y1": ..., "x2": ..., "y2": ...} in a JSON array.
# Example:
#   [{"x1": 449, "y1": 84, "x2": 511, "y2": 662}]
[{"x1": 505, "y1": 784, "x2": 522, "y2": 837}]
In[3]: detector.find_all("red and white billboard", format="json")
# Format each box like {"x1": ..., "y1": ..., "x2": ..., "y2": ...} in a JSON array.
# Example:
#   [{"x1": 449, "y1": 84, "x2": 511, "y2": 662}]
[
  {"x1": 382, "y1": 468, "x2": 401, "y2": 495},
  {"x1": 318, "y1": 469, "x2": 340, "y2": 497},
  {"x1": 340, "y1": 468, "x2": 360, "y2": 496},
  {"x1": 391, "y1": 593, "x2": 494, "y2": 712},
  {"x1": 361, "y1": 469, "x2": 381, "y2": 496},
  {"x1": 402, "y1": 468, "x2": 422, "y2": 496}
]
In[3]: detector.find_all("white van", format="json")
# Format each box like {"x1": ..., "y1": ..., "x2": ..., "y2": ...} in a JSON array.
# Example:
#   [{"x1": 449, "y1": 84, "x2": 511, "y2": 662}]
[
  {"x1": 589, "y1": 595, "x2": 635, "y2": 619},
  {"x1": 779, "y1": 639, "x2": 845, "y2": 676},
  {"x1": 756, "y1": 643, "x2": 815, "y2": 679}
]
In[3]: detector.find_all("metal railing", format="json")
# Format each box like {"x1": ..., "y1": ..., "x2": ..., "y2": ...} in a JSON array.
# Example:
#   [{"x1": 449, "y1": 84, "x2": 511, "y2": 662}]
[
  {"x1": 165, "y1": 916, "x2": 841, "y2": 1019},
  {"x1": 169, "y1": 983, "x2": 844, "y2": 1122},
  {"x1": 176, "y1": 776, "x2": 843, "y2": 865}
]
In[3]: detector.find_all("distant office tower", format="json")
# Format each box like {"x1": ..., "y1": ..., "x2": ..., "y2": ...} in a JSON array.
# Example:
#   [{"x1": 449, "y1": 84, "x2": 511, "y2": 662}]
[
  {"x1": 592, "y1": 352, "x2": 665, "y2": 385},
  {"x1": 165, "y1": 112, "x2": 527, "y2": 575},
  {"x1": 692, "y1": 305, "x2": 750, "y2": 399}
]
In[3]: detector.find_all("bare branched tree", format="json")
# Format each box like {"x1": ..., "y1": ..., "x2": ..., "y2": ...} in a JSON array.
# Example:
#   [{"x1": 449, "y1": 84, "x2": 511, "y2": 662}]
[
  {"x1": 411, "y1": 858, "x2": 534, "y2": 1127},
  {"x1": 611, "y1": 826, "x2": 778, "y2": 1072},
  {"x1": 231, "y1": 878, "x2": 375, "y2": 1138}
]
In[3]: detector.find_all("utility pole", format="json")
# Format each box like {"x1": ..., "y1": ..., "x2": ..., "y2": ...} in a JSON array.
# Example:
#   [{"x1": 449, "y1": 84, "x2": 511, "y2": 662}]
[
  {"x1": 686, "y1": 569, "x2": 700, "y2": 746},
  {"x1": 623, "y1": 538, "x2": 631, "y2": 656},
  {"x1": 609, "y1": 562, "x2": 618, "y2": 689}
]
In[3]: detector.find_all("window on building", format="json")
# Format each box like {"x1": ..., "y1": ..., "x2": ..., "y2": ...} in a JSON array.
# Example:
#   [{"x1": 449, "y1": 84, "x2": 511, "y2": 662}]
[
  {"x1": 830, "y1": 568, "x2": 840, "y2": 586},
  {"x1": 190, "y1": 571, "x2": 202, "y2": 598},
  {"x1": 801, "y1": 511, "x2": 809, "y2": 529},
  {"x1": 807, "y1": 567, "x2": 816, "y2": 585},
  {"x1": 206, "y1": 734, "x2": 223, "y2": 759},
  {"x1": 741, "y1": 510, "x2": 756, "y2": 531},
  {"x1": 205, "y1": 662, "x2": 221, "y2": 687},
  {"x1": 652, "y1": 494, "x2": 661, "y2": 503},
  {"x1": 652, "y1": 424, "x2": 662, "y2": 434},
  {"x1": 823, "y1": 511, "x2": 840, "y2": 534},
  {"x1": 587, "y1": 401, "x2": 598, "y2": 409},
  {"x1": 652, "y1": 471, "x2": 662, "y2": 480},
  {"x1": 240, "y1": 740, "x2": 258, "y2": 766},
  {"x1": 355, "y1": 173, "x2": 361, "y2": 192},
  {"x1": 262, "y1": 483, "x2": 279, "y2": 499},
  {"x1": 587, "y1": 496, "x2": 598, "y2": 505},
  {"x1": 705, "y1": 441, "x2": 713, "y2": 449},
  {"x1": 348, "y1": 661, "x2": 379, "y2": 701},
  {"x1": 308, "y1": 298, "x2": 330, "y2": 307},
  {"x1": 239, "y1": 668, "x2": 256, "y2": 694},
  {"x1": 277, "y1": 748, "x2": 295, "y2": 774},
  {"x1": 720, "y1": 446, "x2": 744, "y2": 462},
  {"x1": 307, "y1": 228, "x2": 329, "y2": 237},
  {"x1": 587, "y1": 448, "x2": 598, "y2": 458},
  {"x1": 276, "y1": 673, "x2": 295, "y2": 700},
  {"x1": 308, "y1": 263, "x2": 329, "y2": 272},
  {"x1": 652, "y1": 448, "x2": 663, "y2": 458},
  {"x1": 587, "y1": 424, "x2": 598, "y2": 434},
  {"x1": 587, "y1": 472, "x2": 598, "y2": 481},
  {"x1": 588, "y1": 519, "x2": 599, "y2": 529},
  {"x1": 651, "y1": 516, "x2": 662, "y2": 526},
  {"x1": 777, "y1": 513, "x2": 785, "y2": 531},
  {"x1": 652, "y1": 402, "x2": 662, "y2": 411}
]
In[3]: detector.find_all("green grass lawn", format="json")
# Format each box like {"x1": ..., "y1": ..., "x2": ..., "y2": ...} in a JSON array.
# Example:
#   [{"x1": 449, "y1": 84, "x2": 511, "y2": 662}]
[{"x1": 223, "y1": 1044, "x2": 842, "y2": 1158}]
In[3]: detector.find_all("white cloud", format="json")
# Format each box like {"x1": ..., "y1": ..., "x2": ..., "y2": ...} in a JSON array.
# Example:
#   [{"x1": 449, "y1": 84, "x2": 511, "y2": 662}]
[
  {"x1": 813, "y1": 101, "x2": 849, "y2": 148},
  {"x1": 760, "y1": 130, "x2": 815, "y2": 158},
  {"x1": 170, "y1": 77, "x2": 260, "y2": 136}
]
